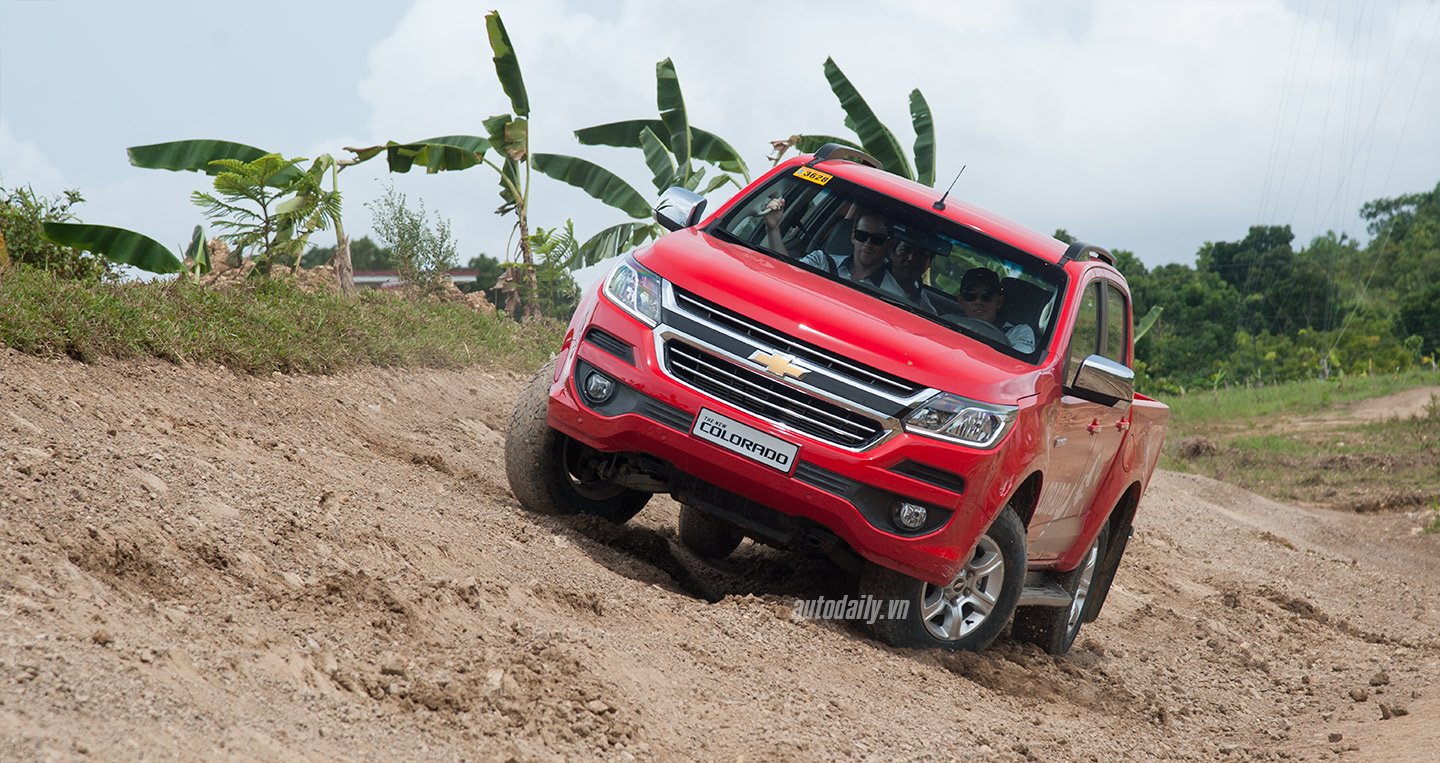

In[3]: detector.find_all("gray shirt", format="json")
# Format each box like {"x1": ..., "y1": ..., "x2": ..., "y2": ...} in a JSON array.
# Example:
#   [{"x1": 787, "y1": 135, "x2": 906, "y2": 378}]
[{"x1": 799, "y1": 250, "x2": 909, "y2": 302}]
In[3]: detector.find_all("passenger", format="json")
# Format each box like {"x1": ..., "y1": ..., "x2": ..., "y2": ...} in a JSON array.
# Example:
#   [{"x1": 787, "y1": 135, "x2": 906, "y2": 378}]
[
  {"x1": 955, "y1": 268, "x2": 1036, "y2": 353},
  {"x1": 888, "y1": 226, "x2": 946, "y2": 313},
  {"x1": 762, "y1": 202, "x2": 907, "y2": 300}
]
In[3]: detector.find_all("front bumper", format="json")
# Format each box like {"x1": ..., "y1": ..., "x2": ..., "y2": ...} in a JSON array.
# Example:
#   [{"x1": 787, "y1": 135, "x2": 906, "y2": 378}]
[{"x1": 546, "y1": 285, "x2": 1026, "y2": 585}]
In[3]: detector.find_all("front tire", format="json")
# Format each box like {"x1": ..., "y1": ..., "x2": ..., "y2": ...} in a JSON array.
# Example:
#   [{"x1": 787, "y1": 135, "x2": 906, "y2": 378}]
[
  {"x1": 861, "y1": 506, "x2": 1026, "y2": 652},
  {"x1": 1011, "y1": 524, "x2": 1109, "y2": 655},
  {"x1": 677, "y1": 504, "x2": 745, "y2": 559},
  {"x1": 504, "y1": 361, "x2": 650, "y2": 523}
]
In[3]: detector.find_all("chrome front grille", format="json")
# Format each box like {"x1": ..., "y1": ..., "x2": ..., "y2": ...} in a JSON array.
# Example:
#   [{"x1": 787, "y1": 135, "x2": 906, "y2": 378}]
[
  {"x1": 671, "y1": 288, "x2": 925, "y2": 399},
  {"x1": 664, "y1": 341, "x2": 885, "y2": 448}
]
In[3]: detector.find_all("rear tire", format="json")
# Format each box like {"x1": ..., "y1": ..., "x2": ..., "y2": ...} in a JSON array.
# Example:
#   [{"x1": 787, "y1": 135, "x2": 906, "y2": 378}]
[
  {"x1": 504, "y1": 361, "x2": 650, "y2": 523},
  {"x1": 677, "y1": 504, "x2": 745, "y2": 559},
  {"x1": 1011, "y1": 524, "x2": 1109, "y2": 655},
  {"x1": 861, "y1": 506, "x2": 1026, "y2": 652}
]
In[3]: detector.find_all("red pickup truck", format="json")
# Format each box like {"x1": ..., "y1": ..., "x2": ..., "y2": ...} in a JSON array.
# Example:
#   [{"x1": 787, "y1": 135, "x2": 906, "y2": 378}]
[{"x1": 506, "y1": 145, "x2": 1169, "y2": 654}]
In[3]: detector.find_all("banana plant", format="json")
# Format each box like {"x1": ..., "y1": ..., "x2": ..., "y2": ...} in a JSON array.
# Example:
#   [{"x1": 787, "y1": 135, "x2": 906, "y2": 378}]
[
  {"x1": 541, "y1": 57, "x2": 756, "y2": 266},
  {"x1": 41, "y1": 222, "x2": 207, "y2": 279},
  {"x1": 190, "y1": 153, "x2": 340, "y2": 278},
  {"x1": 574, "y1": 58, "x2": 752, "y2": 195},
  {"x1": 1136, "y1": 305, "x2": 1163, "y2": 342},
  {"x1": 345, "y1": 11, "x2": 670, "y2": 293},
  {"x1": 129, "y1": 139, "x2": 355, "y2": 289},
  {"x1": 770, "y1": 57, "x2": 936, "y2": 187}
]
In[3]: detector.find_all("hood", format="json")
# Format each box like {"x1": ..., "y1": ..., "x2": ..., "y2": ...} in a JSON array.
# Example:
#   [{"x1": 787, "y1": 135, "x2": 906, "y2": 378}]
[{"x1": 636, "y1": 229, "x2": 1045, "y2": 404}]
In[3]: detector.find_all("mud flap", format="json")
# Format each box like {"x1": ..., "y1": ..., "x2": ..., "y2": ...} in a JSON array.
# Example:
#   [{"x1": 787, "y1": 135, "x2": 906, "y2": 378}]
[{"x1": 1082, "y1": 523, "x2": 1131, "y2": 624}]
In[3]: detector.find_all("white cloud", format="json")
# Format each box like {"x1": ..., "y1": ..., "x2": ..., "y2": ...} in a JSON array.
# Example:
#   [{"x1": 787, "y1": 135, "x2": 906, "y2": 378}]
[
  {"x1": 0, "y1": 117, "x2": 65, "y2": 193},
  {"x1": 9, "y1": 0, "x2": 1428, "y2": 270}
]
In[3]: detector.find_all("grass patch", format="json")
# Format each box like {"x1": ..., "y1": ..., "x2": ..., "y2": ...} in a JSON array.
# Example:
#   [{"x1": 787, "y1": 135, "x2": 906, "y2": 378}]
[
  {"x1": 0, "y1": 266, "x2": 563, "y2": 374},
  {"x1": 1164, "y1": 377, "x2": 1440, "y2": 513},
  {"x1": 1156, "y1": 369, "x2": 1440, "y2": 432}
]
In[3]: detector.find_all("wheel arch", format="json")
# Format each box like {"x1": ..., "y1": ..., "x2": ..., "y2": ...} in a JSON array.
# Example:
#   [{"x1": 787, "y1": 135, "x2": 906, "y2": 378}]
[{"x1": 1006, "y1": 471, "x2": 1044, "y2": 528}]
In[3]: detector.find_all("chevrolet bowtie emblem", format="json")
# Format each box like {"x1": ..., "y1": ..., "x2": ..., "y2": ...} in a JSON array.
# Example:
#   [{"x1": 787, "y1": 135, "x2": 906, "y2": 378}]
[{"x1": 749, "y1": 351, "x2": 810, "y2": 379}]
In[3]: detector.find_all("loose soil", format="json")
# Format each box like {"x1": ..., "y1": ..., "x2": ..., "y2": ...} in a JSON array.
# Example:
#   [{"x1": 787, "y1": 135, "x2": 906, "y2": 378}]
[{"x1": 2, "y1": 351, "x2": 1437, "y2": 761}]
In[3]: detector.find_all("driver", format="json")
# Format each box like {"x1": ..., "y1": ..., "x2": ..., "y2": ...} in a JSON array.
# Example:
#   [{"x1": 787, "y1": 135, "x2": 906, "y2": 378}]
[
  {"x1": 955, "y1": 268, "x2": 1036, "y2": 353},
  {"x1": 763, "y1": 202, "x2": 907, "y2": 299}
]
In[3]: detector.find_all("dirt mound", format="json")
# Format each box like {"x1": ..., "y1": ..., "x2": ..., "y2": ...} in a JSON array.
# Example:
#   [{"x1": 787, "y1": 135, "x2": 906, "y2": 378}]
[
  {"x1": 196, "y1": 243, "x2": 495, "y2": 315},
  {"x1": 2, "y1": 351, "x2": 1437, "y2": 760}
]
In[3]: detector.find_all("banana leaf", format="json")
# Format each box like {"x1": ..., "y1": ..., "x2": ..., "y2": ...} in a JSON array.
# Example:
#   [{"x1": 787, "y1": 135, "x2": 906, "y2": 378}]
[
  {"x1": 482, "y1": 115, "x2": 527, "y2": 162},
  {"x1": 185, "y1": 225, "x2": 209, "y2": 275},
  {"x1": 655, "y1": 58, "x2": 691, "y2": 179},
  {"x1": 1135, "y1": 305, "x2": 1164, "y2": 342},
  {"x1": 700, "y1": 173, "x2": 737, "y2": 195},
  {"x1": 384, "y1": 135, "x2": 491, "y2": 173},
  {"x1": 683, "y1": 166, "x2": 705, "y2": 192},
  {"x1": 575, "y1": 121, "x2": 749, "y2": 180},
  {"x1": 532, "y1": 153, "x2": 652, "y2": 219},
  {"x1": 41, "y1": 222, "x2": 183, "y2": 275},
  {"x1": 795, "y1": 134, "x2": 862, "y2": 154},
  {"x1": 639, "y1": 127, "x2": 677, "y2": 192},
  {"x1": 578, "y1": 222, "x2": 656, "y2": 268},
  {"x1": 485, "y1": 12, "x2": 529, "y2": 118},
  {"x1": 128, "y1": 139, "x2": 303, "y2": 186},
  {"x1": 823, "y1": 58, "x2": 913, "y2": 181},
  {"x1": 496, "y1": 157, "x2": 521, "y2": 214},
  {"x1": 909, "y1": 89, "x2": 935, "y2": 187}
]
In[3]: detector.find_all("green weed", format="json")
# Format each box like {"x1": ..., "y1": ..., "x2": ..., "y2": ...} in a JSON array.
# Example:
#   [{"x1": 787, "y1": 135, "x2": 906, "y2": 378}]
[{"x1": 0, "y1": 266, "x2": 563, "y2": 374}]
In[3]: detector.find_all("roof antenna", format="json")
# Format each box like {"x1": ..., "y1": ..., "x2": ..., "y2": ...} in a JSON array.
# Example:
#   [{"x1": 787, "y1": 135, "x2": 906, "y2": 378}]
[{"x1": 933, "y1": 165, "x2": 965, "y2": 211}]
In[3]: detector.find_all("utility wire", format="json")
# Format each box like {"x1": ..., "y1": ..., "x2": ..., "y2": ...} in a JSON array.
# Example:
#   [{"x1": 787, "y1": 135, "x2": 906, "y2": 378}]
[{"x1": 1325, "y1": 3, "x2": 1440, "y2": 359}]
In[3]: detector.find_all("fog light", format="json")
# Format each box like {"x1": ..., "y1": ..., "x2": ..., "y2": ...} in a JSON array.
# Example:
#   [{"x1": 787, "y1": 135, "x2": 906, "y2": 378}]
[
  {"x1": 583, "y1": 371, "x2": 615, "y2": 403},
  {"x1": 893, "y1": 501, "x2": 928, "y2": 531}
]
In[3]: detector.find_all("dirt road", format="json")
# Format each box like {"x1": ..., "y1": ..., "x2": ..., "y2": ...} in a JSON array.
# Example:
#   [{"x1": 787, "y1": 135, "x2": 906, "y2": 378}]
[{"x1": 2, "y1": 351, "x2": 1436, "y2": 761}]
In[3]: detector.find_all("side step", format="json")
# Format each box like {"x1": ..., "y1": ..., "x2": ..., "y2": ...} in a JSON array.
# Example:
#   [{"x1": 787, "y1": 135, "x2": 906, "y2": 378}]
[{"x1": 1018, "y1": 580, "x2": 1071, "y2": 607}]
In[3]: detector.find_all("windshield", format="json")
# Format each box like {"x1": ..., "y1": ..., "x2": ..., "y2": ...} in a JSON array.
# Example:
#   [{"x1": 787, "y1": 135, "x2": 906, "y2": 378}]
[{"x1": 708, "y1": 169, "x2": 1065, "y2": 360}]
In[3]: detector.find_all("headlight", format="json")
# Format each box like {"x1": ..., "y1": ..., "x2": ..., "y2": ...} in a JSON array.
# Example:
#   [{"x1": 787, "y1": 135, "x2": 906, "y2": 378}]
[
  {"x1": 904, "y1": 393, "x2": 1017, "y2": 448},
  {"x1": 603, "y1": 256, "x2": 665, "y2": 326}
]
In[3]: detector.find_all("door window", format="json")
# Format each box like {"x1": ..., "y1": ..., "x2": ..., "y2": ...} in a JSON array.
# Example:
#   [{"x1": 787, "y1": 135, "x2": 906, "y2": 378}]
[
  {"x1": 1066, "y1": 282, "x2": 1101, "y2": 386},
  {"x1": 1102, "y1": 282, "x2": 1130, "y2": 366}
]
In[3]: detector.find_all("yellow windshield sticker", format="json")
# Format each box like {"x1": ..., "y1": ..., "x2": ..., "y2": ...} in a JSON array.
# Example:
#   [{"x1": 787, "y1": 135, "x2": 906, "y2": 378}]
[{"x1": 794, "y1": 167, "x2": 833, "y2": 185}]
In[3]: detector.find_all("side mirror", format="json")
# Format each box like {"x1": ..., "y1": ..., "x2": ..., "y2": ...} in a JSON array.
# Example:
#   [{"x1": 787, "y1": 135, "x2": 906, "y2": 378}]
[
  {"x1": 1070, "y1": 355, "x2": 1134, "y2": 408},
  {"x1": 655, "y1": 187, "x2": 707, "y2": 231}
]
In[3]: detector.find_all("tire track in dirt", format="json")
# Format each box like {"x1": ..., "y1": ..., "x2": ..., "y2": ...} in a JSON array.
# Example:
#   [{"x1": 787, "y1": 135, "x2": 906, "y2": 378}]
[{"x1": 2, "y1": 351, "x2": 1437, "y2": 761}]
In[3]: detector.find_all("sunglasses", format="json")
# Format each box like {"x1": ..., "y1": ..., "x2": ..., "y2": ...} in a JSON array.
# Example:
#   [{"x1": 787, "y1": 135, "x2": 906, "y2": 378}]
[
  {"x1": 852, "y1": 230, "x2": 891, "y2": 245},
  {"x1": 960, "y1": 289, "x2": 999, "y2": 302}
]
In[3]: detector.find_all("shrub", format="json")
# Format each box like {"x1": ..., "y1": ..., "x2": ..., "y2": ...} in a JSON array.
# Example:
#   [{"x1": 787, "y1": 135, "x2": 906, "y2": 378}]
[
  {"x1": 0, "y1": 185, "x2": 115, "y2": 281},
  {"x1": 367, "y1": 184, "x2": 457, "y2": 297}
]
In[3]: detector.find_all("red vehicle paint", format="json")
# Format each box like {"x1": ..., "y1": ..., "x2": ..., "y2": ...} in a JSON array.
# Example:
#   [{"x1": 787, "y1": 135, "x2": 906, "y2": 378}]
[{"x1": 506, "y1": 145, "x2": 1168, "y2": 654}]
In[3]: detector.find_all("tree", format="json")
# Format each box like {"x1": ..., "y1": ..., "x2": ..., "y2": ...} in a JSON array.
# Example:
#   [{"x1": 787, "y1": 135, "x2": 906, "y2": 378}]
[
  {"x1": 1361, "y1": 180, "x2": 1440, "y2": 299},
  {"x1": 302, "y1": 236, "x2": 392, "y2": 270},
  {"x1": 769, "y1": 57, "x2": 936, "y2": 187},
  {"x1": 565, "y1": 58, "x2": 754, "y2": 264},
  {"x1": 1195, "y1": 225, "x2": 1340, "y2": 336},
  {"x1": 366, "y1": 185, "x2": 457, "y2": 296},
  {"x1": 346, "y1": 11, "x2": 647, "y2": 318},
  {"x1": 127, "y1": 140, "x2": 355, "y2": 291},
  {"x1": 1133, "y1": 264, "x2": 1242, "y2": 384},
  {"x1": 1398, "y1": 281, "x2": 1440, "y2": 355}
]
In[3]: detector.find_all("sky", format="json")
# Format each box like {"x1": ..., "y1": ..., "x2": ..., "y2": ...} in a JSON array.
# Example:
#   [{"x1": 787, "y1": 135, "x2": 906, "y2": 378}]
[{"x1": 2, "y1": 0, "x2": 1438, "y2": 273}]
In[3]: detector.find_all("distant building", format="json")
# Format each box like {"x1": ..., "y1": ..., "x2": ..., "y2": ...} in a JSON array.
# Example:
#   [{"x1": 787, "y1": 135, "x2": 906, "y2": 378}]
[{"x1": 352, "y1": 270, "x2": 480, "y2": 289}]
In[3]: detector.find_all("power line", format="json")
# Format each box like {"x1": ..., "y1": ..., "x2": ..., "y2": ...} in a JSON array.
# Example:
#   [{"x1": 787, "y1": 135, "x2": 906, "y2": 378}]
[{"x1": 1326, "y1": 2, "x2": 1440, "y2": 358}]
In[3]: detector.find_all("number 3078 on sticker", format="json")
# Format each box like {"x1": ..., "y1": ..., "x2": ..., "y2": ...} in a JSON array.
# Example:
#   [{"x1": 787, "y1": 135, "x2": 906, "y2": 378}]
[{"x1": 793, "y1": 167, "x2": 833, "y2": 185}]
